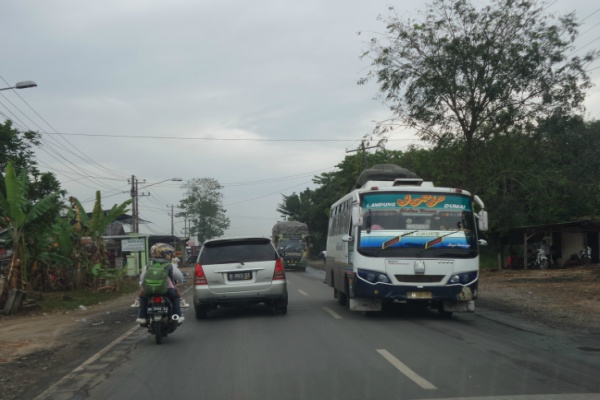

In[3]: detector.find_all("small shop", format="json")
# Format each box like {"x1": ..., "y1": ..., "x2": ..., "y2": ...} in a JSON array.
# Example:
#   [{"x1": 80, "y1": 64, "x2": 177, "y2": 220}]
[{"x1": 505, "y1": 219, "x2": 600, "y2": 269}]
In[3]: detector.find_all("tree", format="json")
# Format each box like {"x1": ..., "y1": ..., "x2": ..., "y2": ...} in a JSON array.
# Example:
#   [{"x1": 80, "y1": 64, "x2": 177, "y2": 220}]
[
  {"x1": 0, "y1": 161, "x2": 60, "y2": 311},
  {"x1": 277, "y1": 188, "x2": 313, "y2": 223},
  {"x1": 68, "y1": 193, "x2": 131, "y2": 289},
  {"x1": 277, "y1": 151, "x2": 413, "y2": 255},
  {"x1": 360, "y1": 0, "x2": 599, "y2": 184},
  {"x1": 0, "y1": 120, "x2": 62, "y2": 200},
  {"x1": 179, "y1": 178, "x2": 230, "y2": 244}
]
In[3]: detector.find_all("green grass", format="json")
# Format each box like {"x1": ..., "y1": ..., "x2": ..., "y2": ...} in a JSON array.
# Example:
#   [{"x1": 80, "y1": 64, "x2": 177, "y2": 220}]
[
  {"x1": 34, "y1": 278, "x2": 139, "y2": 313},
  {"x1": 479, "y1": 250, "x2": 500, "y2": 270}
]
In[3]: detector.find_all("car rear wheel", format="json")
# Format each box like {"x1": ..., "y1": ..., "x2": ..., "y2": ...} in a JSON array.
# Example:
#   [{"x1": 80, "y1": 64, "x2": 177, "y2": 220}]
[
  {"x1": 272, "y1": 297, "x2": 288, "y2": 315},
  {"x1": 195, "y1": 305, "x2": 209, "y2": 319}
]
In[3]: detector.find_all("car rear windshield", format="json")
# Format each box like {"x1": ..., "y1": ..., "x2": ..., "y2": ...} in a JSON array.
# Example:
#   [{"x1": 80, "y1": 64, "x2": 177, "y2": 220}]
[{"x1": 199, "y1": 239, "x2": 278, "y2": 264}]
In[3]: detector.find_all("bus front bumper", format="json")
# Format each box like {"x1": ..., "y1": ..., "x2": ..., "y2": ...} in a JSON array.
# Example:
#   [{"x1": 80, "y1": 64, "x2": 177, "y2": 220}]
[{"x1": 351, "y1": 277, "x2": 477, "y2": 312}]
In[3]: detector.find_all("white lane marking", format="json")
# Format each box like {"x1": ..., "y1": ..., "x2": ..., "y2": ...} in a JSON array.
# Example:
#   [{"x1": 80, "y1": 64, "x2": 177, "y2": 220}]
[
  {"x1": 376, "y1": 349, "x2": 437, "y2": 390},
  {"x1": 323, "y1": 307, "x2": 343, "y2": 319},
  {"x1": 423, "y1": 395, "x2": 600, "y2": 400},
  {"x1": 34, "y1": 286, "x2": 194, "y2": 400},
  {"x1": 298, "y1": 289, "x2": 309, "y2": 296},
  {"x1": 33, "y1": 325, "x2": 140, "y2": 399}
]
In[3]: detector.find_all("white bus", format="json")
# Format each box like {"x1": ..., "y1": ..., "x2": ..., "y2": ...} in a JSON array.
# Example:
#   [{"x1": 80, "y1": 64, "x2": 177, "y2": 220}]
[{"x1": 324, "y1": 168, "x2": 488, "y2": 316}]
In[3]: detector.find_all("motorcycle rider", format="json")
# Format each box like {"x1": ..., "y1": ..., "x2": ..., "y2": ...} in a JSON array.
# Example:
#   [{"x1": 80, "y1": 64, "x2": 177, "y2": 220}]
[
  {"x1": 131, "y1": 247, "x2": 189, "y2": 308},
  {"x1": 171, "y1": 255, "x2": 190, "y2": 307},
  {"x1": 135, "y1": 243, "x2": 184, "y2": 325}
]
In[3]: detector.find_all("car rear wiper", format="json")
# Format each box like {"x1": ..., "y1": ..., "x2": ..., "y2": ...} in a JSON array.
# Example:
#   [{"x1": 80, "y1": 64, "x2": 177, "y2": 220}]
[{"x1": 216, "y1": 260, "x2": 245, "y2": 265}]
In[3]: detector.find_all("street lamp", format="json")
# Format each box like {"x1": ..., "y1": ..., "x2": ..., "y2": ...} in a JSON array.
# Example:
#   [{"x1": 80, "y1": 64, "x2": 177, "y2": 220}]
[
  {"x1": 0, "y1": 80, "x2": 38, "y2": 91},
  {"x1": 130, "y1": 176, "x2": 183, "y2": 233}
]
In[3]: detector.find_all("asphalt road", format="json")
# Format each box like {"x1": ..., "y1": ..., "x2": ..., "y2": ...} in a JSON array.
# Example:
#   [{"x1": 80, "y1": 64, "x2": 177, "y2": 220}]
[{"x1": 35, "y1": 266, "x2": 600, "y2": 400}]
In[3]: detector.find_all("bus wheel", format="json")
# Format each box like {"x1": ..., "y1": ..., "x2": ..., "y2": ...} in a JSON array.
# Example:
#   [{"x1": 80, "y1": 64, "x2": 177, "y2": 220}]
[
  {"x1": 437, "y1": 304, "x2": 453, "y2": 318},
  {"x1": 335, "y1": 289, "x2": 348, "y2": 307}
]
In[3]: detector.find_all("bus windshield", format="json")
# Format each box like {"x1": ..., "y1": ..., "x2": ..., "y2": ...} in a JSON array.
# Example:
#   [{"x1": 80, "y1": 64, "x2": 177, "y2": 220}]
[{"x1": 358, "y1": 192, "x2": 478, "y2": 258}]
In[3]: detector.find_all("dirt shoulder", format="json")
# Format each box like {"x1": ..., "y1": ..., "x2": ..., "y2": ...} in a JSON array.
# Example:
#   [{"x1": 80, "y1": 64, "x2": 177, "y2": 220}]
[
  {"x1": 0, "y1": 266, "x2": 194, "y2": 400},
  {"x1": 0, "y1": 289, "x2": 140, "y2": 400},
  {"x1": 477, "y1": 265, "x2": 600, "y2": 334}
]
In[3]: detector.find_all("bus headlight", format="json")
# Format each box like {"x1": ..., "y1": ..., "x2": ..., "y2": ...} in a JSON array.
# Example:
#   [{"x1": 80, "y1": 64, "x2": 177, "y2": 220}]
[
  {"x1": 449, "y1": 271, "x2": 478, "y2": 285},
  {"x1": 358, "y1": 269, "x2": 391, "y2": 284}
]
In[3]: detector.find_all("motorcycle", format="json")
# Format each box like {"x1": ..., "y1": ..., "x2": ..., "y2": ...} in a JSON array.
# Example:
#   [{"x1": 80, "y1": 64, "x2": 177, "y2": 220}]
[
  {"x1": 580, "y1": 246, "x2": 592, "y2": 265},
  {"x1": 535, "y1": 248, "x2": 549, "y2": 270},
  {"x1": 143, "y1": 294, "x2": 181, "y2": 345}
]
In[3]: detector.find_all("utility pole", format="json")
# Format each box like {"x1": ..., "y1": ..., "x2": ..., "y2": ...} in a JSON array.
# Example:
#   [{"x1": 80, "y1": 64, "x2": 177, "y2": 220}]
[
  {"x1": 346, "y1": 142, "x2": 380, "y2": 170},
  {"x1": 129, "y1": 175, "x2": 148, "y2": 233},
  {"x1": 181, "y1": 212, "x2": 188, "y2": 236},
  {"x1": 168, "y1": 204, "x2": 175, "y2": 236},
  {"x1": 130, "y1": 175, "x2": 138, "y2": 233}
]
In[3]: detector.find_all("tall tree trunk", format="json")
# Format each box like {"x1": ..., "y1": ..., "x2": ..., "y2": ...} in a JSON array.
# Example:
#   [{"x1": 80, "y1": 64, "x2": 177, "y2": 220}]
[{"x1": 0, "y1": 256, "x2": 22, "y2": 310}]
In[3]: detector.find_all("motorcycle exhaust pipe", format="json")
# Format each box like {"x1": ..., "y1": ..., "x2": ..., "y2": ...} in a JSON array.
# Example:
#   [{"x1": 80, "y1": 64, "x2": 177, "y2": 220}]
[{"x1": 171, "y1": 314, "x2": 179, "y2": 321}]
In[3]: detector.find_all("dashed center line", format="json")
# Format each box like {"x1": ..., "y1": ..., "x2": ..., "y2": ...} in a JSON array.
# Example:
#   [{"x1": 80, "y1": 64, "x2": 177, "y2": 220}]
[
  {"x1": 298, "y1": 289, "x2": 309, "y2": 296},
  {"x1": 376, "y1": 349, "x2": 437, "y2": 390},
  {"x1": 323, "y1": 307, "x2": 343, "y2": 319}
]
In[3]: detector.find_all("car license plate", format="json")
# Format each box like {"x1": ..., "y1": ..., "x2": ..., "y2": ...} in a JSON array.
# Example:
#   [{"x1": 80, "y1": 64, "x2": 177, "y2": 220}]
[
  {"x1": 148, "y1": 306, "x2": 168, "y2": 314},
  {"x1": 228, "y1": 272, "x2": 252, "y2": 281},
  {"x1": 407, "y1": 291, "x2": 432, "y2": 299}
]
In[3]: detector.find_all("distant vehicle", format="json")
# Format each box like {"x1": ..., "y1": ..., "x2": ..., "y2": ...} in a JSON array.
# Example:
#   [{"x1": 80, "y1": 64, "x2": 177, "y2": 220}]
[
  {"x1": 187, "y1": 255, "x2": 197, "y2": 264},
  {"x1": 272, "y1": 221, "x2": 309, "y2": 271},
  {"x1": 193, "y1": 236, "x2": 288, "y2": 318},
  {"x1": 324, "y1": 164, "x2": 488, "y2": 317}
]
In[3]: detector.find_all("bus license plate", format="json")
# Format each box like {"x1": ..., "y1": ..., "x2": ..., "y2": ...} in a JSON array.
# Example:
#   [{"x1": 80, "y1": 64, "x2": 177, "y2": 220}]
[
  {"x1": 228, "y1": 272, "x2": 252, "y2": 281},
  {"x1": 408, "y1": 291, "x2": 432, "y2": 299}
]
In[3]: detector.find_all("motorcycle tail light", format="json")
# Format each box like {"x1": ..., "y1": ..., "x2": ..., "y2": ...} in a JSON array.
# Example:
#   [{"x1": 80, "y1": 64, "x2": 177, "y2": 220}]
[{"x1": 152, "y1": 296, "x2": 163, "y2": 304}]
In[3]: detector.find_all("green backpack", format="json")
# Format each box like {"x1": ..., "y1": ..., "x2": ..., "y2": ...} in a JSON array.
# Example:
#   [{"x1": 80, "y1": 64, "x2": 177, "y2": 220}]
[{"x1": 142, "y1": 261, "x2": 170, "y2": 295}]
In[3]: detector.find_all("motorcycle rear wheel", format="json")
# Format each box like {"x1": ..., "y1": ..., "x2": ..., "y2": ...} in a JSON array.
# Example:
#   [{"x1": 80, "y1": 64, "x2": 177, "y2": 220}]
[
  {"x1": 539, "y1": 259, "x2": 548, "y2": 270},
  {"x1": 153, "y1": 320, "x2": 163, "y2": 344}
]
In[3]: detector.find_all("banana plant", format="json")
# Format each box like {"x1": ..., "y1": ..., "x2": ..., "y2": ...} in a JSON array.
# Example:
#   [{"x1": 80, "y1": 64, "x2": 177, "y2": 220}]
[
  {"x1": 68, "y1": 192, "x2": 131, "y2": 288},
  {"x1": 0, "y1": 161, "x2": 59, "y2": 305}
]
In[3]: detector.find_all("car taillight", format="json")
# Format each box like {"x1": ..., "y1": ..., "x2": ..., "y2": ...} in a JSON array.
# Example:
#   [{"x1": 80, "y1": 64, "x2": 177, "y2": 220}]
[
  {"x1": 195, "y1": 263, "x2": 208, "y2": 285},
  {"x1": 273, "y1": 258, "x2": 285, "y2": 280}
]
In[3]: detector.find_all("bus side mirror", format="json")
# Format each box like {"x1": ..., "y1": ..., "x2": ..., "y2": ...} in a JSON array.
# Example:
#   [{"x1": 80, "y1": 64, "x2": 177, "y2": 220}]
[{"x1": 477, "y1": 210, "x2": 489, "y2": 232}]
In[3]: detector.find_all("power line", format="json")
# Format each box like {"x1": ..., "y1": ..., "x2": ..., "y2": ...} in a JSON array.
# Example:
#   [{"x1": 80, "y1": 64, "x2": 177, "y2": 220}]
[
  {"x1": 38, "y1": 131, "x2": 418, "y2": 142},
  {"x1": 221, "y1": 167, "x2": 335, "y2": 187},
  {"x1": 224, "y1": 180, "x2": 313, "y2": 207}
]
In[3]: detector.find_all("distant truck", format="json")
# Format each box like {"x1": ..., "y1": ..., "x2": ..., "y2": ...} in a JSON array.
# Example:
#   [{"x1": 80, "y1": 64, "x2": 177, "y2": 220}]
[{"x1": 272, "y1": 221, "x2": 309, "y2": 271}]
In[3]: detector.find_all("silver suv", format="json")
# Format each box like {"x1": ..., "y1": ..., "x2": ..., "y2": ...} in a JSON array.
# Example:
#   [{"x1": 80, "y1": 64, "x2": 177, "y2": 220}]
[{"x1": 193, "y1": 237, "x2": 288, "y2": 318}]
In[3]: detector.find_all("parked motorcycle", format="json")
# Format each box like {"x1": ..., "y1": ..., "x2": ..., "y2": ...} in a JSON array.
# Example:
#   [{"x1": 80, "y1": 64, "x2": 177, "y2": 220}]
[
  {"x1": 142, "y1": 294, "x2": 180, "y2": 344},
  {"x1": 580, "y1": 246, "x2": 592, "y2": 265},
  {"x1": 535, "y1": 248, "x2": 549, "y2": 270}
]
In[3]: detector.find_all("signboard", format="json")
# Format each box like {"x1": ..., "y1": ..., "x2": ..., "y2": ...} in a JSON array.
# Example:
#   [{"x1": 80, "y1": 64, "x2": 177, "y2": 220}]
[{"x1": 122, "y1": 238, "x2": 146, "y2": 252}]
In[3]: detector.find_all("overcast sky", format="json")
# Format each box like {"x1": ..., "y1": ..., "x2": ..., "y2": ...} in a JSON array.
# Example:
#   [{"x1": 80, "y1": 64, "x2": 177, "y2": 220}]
[{"x1": 2, "y1": 0, "x2": 599, "y2": 245}]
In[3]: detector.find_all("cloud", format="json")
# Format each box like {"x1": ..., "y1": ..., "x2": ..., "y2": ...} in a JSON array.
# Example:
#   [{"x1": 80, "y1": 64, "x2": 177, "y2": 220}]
[{"x1": 2, "y1": 0, "x2": 599, "y2": 239}]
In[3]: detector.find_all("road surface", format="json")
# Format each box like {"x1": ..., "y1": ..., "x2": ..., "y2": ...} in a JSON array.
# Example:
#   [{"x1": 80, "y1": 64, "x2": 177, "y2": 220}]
[{"x1": 34, "y1": 266, "x2": 600, "y2": 400}]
